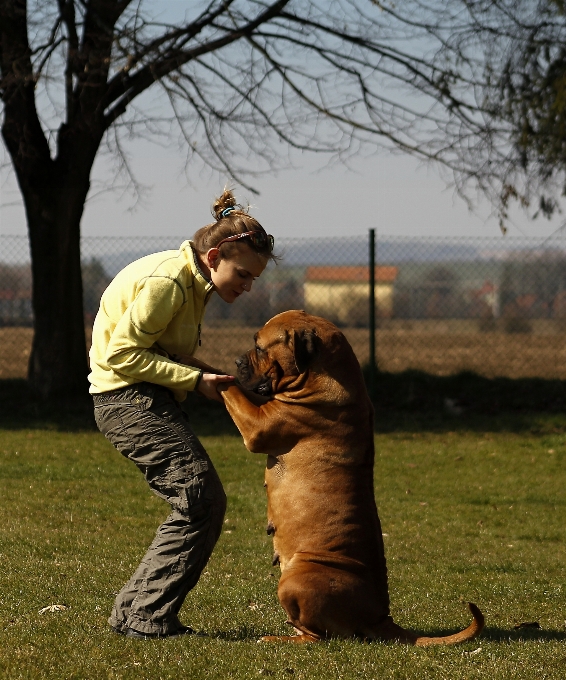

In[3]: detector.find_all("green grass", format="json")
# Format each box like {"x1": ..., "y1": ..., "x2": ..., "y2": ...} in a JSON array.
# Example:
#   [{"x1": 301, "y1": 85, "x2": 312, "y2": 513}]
[{"x1": 1, "y1": 405, "x2": 566, "y2": 678}]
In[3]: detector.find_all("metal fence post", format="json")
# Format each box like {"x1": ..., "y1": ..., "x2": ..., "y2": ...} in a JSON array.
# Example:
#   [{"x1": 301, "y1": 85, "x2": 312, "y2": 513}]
[{"x1": 369, "y1": 228, "x2": 376, "y2": 401}]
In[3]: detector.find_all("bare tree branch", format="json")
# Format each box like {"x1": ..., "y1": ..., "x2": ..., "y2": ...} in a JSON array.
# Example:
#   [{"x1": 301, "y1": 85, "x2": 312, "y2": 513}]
[{"x1": 102, "y1": 0, "x2": 291, "y2": 126}]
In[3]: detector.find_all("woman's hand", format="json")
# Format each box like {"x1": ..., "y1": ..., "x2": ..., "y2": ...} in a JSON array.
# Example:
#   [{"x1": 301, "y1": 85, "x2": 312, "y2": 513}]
[{"x1": 197, "y1": 372, "x2": 235, "y2": 402}]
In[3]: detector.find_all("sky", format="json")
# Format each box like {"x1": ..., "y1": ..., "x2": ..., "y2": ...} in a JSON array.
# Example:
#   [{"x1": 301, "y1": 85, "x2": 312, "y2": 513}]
[
  {"x1": 2, "y1": 0, "x2": 566, "y2": 245},
  {"x1": 2, "y1": 139, "x2": 566, "y2": 244}
]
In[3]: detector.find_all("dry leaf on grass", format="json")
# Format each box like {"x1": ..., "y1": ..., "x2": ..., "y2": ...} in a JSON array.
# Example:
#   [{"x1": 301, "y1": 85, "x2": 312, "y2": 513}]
[
  {"x1": 462, "y1": 647, "x2": 482, "y2": 656},
  {"x1": 38, "y1": 604, "x2": 68, "y2": 614}
]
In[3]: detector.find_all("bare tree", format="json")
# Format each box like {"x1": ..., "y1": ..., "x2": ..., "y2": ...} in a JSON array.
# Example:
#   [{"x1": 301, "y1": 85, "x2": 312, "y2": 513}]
[
  {"x1": 401, "y1": 0, "x2": 566, "y2": 228},
  {"x1": 0, "y1": 0, "x2": 548, "y2": 397},
  {"x1": 482, "y1": 0, "x2": 566, "y2": 222}
]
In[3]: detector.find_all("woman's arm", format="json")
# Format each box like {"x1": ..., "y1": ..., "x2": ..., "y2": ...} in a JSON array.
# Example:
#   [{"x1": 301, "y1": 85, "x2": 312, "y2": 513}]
[
  {"x1": 171, "y1": 354, "x2": 226, "y2": 375},
  {"x1": 104, "y1": 276, "x2": 202, "y2": 391}
]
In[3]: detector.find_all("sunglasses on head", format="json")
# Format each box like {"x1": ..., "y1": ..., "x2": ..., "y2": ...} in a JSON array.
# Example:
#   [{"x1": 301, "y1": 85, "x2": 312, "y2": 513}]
[{"x1": 215, "y1": 230, "x2": 275, "y2": 252}]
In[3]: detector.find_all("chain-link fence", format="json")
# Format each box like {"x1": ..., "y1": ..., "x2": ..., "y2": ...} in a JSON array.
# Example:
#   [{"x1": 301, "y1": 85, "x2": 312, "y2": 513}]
[{"x1": 3, "y1": 231, "x2": 566, "y2": 380}]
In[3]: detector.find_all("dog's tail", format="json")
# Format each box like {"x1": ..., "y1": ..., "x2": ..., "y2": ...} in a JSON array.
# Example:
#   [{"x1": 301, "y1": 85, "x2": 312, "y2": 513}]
[
  {"x1": 377, "y1": 602, "x2": 484, "y2": 646},
  {"x1": 413, "y1": 602, "x2": 484, "y2": 647}
]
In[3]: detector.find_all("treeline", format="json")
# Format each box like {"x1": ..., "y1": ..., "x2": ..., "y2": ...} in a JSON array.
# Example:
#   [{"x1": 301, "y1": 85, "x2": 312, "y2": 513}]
[{"x1": 0, "y1": 259, "x2": 111, "y2": 327}]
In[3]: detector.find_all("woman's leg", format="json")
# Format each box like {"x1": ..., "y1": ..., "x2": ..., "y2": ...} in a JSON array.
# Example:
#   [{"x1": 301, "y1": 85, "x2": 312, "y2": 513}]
[{"x1": 94, "y1": 383, "x2": 227, "y2": 635}]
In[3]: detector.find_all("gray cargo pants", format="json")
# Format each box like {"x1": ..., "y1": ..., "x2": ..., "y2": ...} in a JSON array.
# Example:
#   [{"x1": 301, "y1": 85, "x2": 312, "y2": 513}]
[{"x1": 93, "y1": 382, "x2": 226, "y2": 635}]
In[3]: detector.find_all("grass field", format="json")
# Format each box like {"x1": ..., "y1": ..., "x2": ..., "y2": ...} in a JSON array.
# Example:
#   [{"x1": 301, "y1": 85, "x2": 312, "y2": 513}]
[{"x1": 1, "y1": 397, "x2": 565, "y2": 679}]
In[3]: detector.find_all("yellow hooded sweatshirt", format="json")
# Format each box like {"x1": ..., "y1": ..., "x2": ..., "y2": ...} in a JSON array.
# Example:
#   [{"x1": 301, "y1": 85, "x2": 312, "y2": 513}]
[{"x1": 88, "y1": 240, "x2": 214, "y2": 402}]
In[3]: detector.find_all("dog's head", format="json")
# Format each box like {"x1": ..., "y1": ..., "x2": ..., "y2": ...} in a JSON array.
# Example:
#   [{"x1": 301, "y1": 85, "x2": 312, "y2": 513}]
[{"x1": 235, "y1": 310, "x2": 363, "y2": 403}]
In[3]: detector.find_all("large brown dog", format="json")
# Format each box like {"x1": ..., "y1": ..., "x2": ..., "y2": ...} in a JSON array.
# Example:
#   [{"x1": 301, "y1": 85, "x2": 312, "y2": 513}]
[{"x1": 220, "y1": 310, "x2": 484, "y2": 644}]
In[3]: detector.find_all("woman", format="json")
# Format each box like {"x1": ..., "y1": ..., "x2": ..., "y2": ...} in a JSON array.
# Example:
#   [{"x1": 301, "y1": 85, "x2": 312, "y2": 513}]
[{"x1": 89, "y1": 189, "x2": 275, "y2": 639}]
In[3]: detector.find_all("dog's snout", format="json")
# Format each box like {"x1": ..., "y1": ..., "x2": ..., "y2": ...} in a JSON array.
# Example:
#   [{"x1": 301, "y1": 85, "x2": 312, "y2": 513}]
[{"x1": 235, "y1": 354, "x2": 248, "y2": 369}]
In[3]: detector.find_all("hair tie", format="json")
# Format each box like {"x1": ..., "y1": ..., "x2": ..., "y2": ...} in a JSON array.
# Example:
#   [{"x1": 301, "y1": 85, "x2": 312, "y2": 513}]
[{"x1": 221, "y1": 206, "x2": 237, "y2": 218}]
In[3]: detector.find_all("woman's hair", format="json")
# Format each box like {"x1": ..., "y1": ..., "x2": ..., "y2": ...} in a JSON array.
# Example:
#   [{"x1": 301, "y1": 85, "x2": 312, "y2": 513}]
[{"x1": 193, "y1": 188, "x2": 277, "y2": 262}]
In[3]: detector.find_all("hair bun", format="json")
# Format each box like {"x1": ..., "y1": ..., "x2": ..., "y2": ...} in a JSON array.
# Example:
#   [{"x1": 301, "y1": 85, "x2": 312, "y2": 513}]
[{"x1": 212, "y1": 188, "x2": 240, "y2": 221}]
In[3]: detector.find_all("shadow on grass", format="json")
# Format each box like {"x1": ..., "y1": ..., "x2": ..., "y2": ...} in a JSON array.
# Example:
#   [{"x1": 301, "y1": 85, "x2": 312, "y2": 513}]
[
  {"x1": 480, "y1": 627, "x2": 566, "y2": 643},
  {"x1": 0, "y1": 378, "x2": 239, "y2": 435},
  {"x1": 202, "y1": 626, "x2": 271, "y2": 642},
  {"x1": 2, "y1": 370, "x2": 566, "y2": 434},
  {"x1": 193, "y1": 625, "x2": 566, "y2": 644},
  {"x1": 0, "y1": 379, "x2": 97, "y2": 431},
  {"x1": 368, "y1": 368, "x2": 566, "y2": 434}
]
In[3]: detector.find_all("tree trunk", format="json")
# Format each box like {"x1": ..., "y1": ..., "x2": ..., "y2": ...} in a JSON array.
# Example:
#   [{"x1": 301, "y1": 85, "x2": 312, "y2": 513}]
[
  {"x1": 0, "y1": 0, "x2": 102, "y2": 400},
  {"x1": 21, "y1": 164, "x2": 93, "y2": 399},
  {"x1": 26, "y1": 199, "x2": 88, "y2": 398}
]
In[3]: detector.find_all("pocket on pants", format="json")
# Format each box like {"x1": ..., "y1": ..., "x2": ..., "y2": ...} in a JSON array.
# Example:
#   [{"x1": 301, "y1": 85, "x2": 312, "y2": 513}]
[
  {"x1": 146, "y1": 458, "x2": 210, "y2": 517},
  {"x1": 94, "y1": 406, "x2": 135, "y2": 456}
]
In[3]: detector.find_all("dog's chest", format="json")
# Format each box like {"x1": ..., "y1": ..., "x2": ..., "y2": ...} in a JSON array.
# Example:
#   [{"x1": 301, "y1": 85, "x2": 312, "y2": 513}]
[{"x1": 265, "y1": 455, "x2": 285, "y2": 485}]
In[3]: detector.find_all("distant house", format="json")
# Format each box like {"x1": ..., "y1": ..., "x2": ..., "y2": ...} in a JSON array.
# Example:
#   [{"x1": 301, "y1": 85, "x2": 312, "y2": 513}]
[{"x1": 304, "y1": 266, "x2": 398, "y2": 326}]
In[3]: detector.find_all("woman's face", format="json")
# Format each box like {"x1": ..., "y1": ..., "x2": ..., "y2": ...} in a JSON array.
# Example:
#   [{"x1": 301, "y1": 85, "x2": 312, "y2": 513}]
[{"x1": 204, "y1": 244, "x2": 267, "y2": 304}]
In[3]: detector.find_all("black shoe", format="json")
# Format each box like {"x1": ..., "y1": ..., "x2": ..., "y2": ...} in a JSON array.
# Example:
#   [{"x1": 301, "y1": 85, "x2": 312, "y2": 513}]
[
  {"x1": 111, "y1": 625, "x2": 126, "y2": 635},
  {"x1": 125, "y1": 625, "x2": 196, "y2": 639}
]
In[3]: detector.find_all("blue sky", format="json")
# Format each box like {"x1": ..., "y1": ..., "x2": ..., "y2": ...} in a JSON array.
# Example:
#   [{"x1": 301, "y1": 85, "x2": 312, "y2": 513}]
[{"x1": 2, "y1": 138, "x2": 565, "y2": 242}]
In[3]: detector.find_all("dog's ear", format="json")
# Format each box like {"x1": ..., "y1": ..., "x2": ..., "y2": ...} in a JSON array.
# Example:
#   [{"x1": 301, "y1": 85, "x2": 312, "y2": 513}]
[{"x1": 293, "y1": 329, "x2": 317, "y2": 373}]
